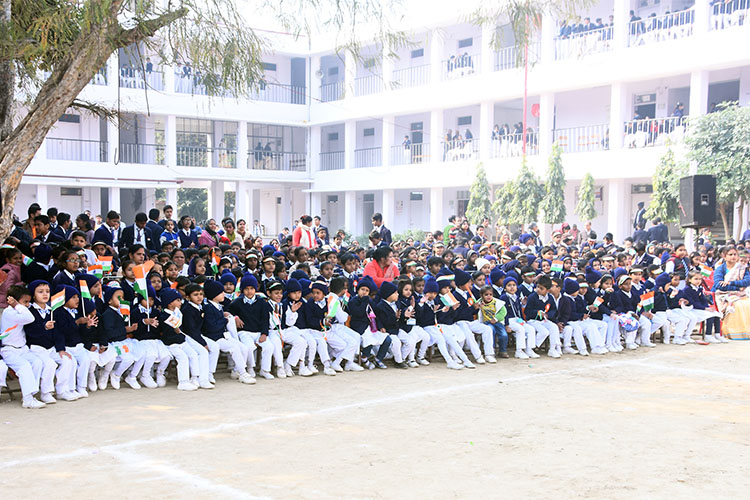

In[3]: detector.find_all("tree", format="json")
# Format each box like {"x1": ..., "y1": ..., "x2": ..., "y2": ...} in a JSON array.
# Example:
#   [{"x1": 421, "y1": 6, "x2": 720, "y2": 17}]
[
  {"x1": 465, "y1": 163, "x2": 493, "y2": 225},
  {"x1": 492, "y1": 180, "x2": 517, "y2": 226},
  {"x1": 177, "y1": 188, "x2": 207, "y2": 222},
  {"x1": 686, "y1": 103, "x2": 750, "y2": 238},
  {"x1": 513, "y1": 158, "x2": 544, "y2": 224},
  {"x1": 540, "y1": 143, "x2": 566, "y2": 224},
  {"x1": 575, "y1": 172, "x2": 597, "y2": 222},
  {"x1": 647, "y1": 148, "x2": 687, "y2": 224}
]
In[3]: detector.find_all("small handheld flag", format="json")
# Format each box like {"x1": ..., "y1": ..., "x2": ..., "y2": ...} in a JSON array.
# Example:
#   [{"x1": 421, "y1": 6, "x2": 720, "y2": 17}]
[
  {"x1": 88, "y1": 264, "x2": 103, "y2": 278},
  {"x1": 210, "y1": 251, "x2": 220, "y2": 274},
  {"x1": 590, "y1": 296, "x2": 604, "y2": 310},
  {"x1": 551, "y1": 260, "x2": 564, "y2": 273},
  {"x1": 98, "y1": 256, "x2": 113, "y2": 274},
  {"x1": 79, "y1": 279, "x2": 92, "y2": 300},
  {"x1": 440, "y1": 292, "x2": 459, "y2": 307},
  {"x1": 639, "y1": 290, "x2": 655, "y2": 312},
  {"x1": 22, "y1": 255, "x2": 34, "y2": 267},
  {"x1": 700, "y1": 265, "x2": 712, "y2": 278},
  {"x1": 164, "y1": 309, "x2": 182, "y2": 329},
  {"x1": 326, "y1": 294, "x2": 341, "y2": 319},
  {"x1": 50, "y1": 290, "x2": 65, "y2": 311},
  {"x1": 119, "y1": 299, "x2": 131, "y2": 317},
  {"x1": 132, "y1": 261, "x2": 154, "y2": 301}
]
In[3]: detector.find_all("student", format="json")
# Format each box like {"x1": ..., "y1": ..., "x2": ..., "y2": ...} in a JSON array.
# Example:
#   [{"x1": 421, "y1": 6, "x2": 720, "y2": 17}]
[
  {"x1": 180, "y1": 283, "x2": 214, "y2": 388},
  {"x1": 559, "y1": 279, "x2": 593, "y2": 356},
  {"x1": 415, "y1": 278, "x2": 466, "y2": 369},
  {"x1": 25, "y1": 280, "x2": 79, "y2": 400},
  {"x1": 200, "y1": 280, "x2": 256, "y2": 384},
  {"x1": 453, "y1": 269, "x2": 494, "y2": 363},
  {"x1": 477, "y1": 285, "x2": 509, "y2": 358},
  {"x1": 499, "y1": 277, "x2": 538, "y2": 359},
  {"x1": 525, "y1": 275, "x2": 561, "y2": 358},
  {"x1": 53, "y1": 285, "x2": 98, "y2": 396},
  {"x1": 610, "y1": 275, "x2": 652, "y2": 350},
  {"x1": 680, "y1": 270, "x2": 725, "y2": 343},
  {"x1": 98, "y1": 286, "x2": 139, "y2": 389},
  {"x1": 228, "y1": 274, "x2": 275, "y2": 377},
  {"x1": 435, "y1": 274, "x2": 476, "y2": 367},
  {"x1": 0, "y1": 285, "x2": 47, "y2": 408},
  {"x1": 157, "y1": 288, "x2": 198, "y2": 391},
  {"x1": 518, "y1": 267, "x2": 536, "y2": 299},
  {"x1": 303, "y1": 281, "x2": 339, "y2": 375},
  {"x1": 259, "y1": 280, "x2": 293, "y2": 378},
  {"x1": 374, "y1": 280, "x2": 409, "y2": 369},
  {"x1": 347, "y1": 277, "x2": 391, "y2": 369},
  {"x1": 396, "y1": 279, "x2": 430, "y2": 367},
  {"x1": 283, "y1": 278, "x2": 319, "y2": 375},
  {"x1": 131, "y1": 285, "x2": 172, "y2": 388},
  {"x1": 328, "y1": 277, "x2": 364, "y2": 371},
  {"x1": 159, "y1": 219, "x2": 179, "y2": 246},
  {"x1": 576, "y1": 282, "x2": 608, "y2": 355},
  {"x1": 662, "y1": 272, "x2": 693, "y2": 345}
]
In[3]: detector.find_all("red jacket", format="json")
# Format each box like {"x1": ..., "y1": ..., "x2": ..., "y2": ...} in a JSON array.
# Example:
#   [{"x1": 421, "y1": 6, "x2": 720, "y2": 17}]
[{"x1": 363, "y1": 260, "x2": 399, "y2": 288}]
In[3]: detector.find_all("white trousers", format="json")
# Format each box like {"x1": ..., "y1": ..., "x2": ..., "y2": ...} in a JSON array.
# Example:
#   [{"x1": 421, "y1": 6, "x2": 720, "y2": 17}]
[
  {"x1": 122, "y1": 338, "x2": 149, "y2": 378},
  {"x1": 0, "y1": 345, "x2": 41, "y2": 397},
  {"x1": 530, "y1": 319, "x2": 561, "y2": 350},
  {"x1": 66, "y1": 344, "x2": 93, "y2": 392},
  {"x1": 183, "y1": 335, "x2": 210, "y2": 383},
  {"x1": 602, "y1": 315, "x2": 620, "y2": 348},
  {"x1": 203, "y1": 335, "x2": 248, "y2": 376},
  {"x1": 563, "y1": 322, "x2": 587, "y2": 352},
  {"x1": 302, "y1": 329, "x2": 331, "y2": 365},
  {"x1": 649, "y1": 311, "x2": 669, "y2": 337},
  {"x1": 581, "y1": 319, "x2": 607, "y2": 350},
  {"x1": 29, "y1": 345, "x2": 74, "y2": 395},
  {"x1": 457, "y1": 319, "x2": 494, "y2": 358},
  {"x1": 106, "y1": 340, "x2": 136, "y2": 378},
  {"x1": 622, "y1": 315, "x2": 652, "y2": 346},
  {"x1": 423, "y1": 325, "x2": 457, "y2": 364},
  {"x1": 507, "y1": 318, "x2": 537, "y2": 351},
  {"x1": 665, "y1": 309, "x2": 691, "y2": 341},
  {"x1": 138, "y1": 339, "x2": 172, "y2": 377},
  {"x1": 329, "y1": 324, "x2": 360, "y2": 363},
  {"x1": 278, "y1": 326, "x2": 308, "y2": 367},
  {"x1": 437, "y1": 324, "x2": 471, "y2": 364},
  {"x1": 409, "y1": 325, "x2": 431, "y2": 359},
  {"x1": 166, "y1": 342, "x2": 197, "y2": 383}
]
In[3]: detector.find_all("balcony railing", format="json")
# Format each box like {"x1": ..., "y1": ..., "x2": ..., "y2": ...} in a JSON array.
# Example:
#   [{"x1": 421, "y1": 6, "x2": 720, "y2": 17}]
[
  {"x1": 90, "y1": 67, "x2": 107, "y2": 86},
  {"x1": 176, "y1": 145, "x2": 237, "y2": 168},
  {"x1": 391, "y1": 143, "x2": 429, "y2": 165},
  {"x1": 490, "y1": 131, "x2": 539, "y2": 158},
  {"x1": 354, "y1": 75, "x2": 383, "y2": 96},
  {"x1": 174, "y1": 73, "x2": 208, "y2": 95},
  {"x1": 441, "y1": 138, "x2": 479, "y2": 161},
  {"x1": 443, "y1": 53, "x2": 479, "y2": 80},
  {"x1": 555, "y1": 25, "x2": 613, "y2": 60},
  {"x1": 250, "y1": 83, "x2": 306, "y2": 104},
  {"x1": 553, "y1": 124, "x2": 609, "y2": 153},
  {"x1": 391, "y1": 65, "x2": 430, "y2": 89},
  {"x1": 623, "y1": 116, "x2": 688, "y2": 148},
  {"x1": 711, "y1": 4, "x2": 749, "y2": 30},
  {"x1": 249, "y1": 151, "x2": 307, "y2": 171},
  {"x1": 119, "y1": 67, "x2": 164, "y2": 90},
  {"x1": 320, "y1": 81, "x2": 344, "y2": 102},
  {"x1": 495, "y1": 46, "x2": 520, "y2": 71},
  {"x1": 47, "y1": 138, "x2": 108, "y2": 162},
  {"x1": 320, "y1": 151, "x2": 345, "y2": 171},
  {"x1": 629, "y1": 9, "x2": 694, "y2": 47},
  {"x1": 119, "y1": 143, "x2": 165, "y2": 165},
  {"x1": 354, "y1": 147, "x2": 382, "y2": 168}
]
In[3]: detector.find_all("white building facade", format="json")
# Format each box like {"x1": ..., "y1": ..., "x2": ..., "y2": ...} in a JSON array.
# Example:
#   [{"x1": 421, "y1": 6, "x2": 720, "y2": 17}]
[{"x1": 15, "y1": 0, "x2": 750, "y2": 241}]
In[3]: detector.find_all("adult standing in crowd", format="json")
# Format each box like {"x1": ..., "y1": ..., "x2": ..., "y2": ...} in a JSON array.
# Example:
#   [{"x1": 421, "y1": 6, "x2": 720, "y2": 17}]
[
  {"x1": 293, "y1": 215, "x2": 317, "y2": 249},
  {"x1": 371, "y1": 212, "x2": 392, "y2": 246}
]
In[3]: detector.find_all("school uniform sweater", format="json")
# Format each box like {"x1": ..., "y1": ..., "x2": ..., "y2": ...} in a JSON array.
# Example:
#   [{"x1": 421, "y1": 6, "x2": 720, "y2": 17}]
[
  {"x1": 99, "y1": 307, "x2": 129, "y2": 345},
  {"x1": 158, "y1": 310, "x2": 186, "y2": 345},
  {"x1": 227, "y1": 296, "x2": 270, "y2": 335},
  {"x1": 525, "y1": 292, "x2": 557, "y2": 322},
  {"x1": 583, "y1": 288, "x2": 611, "y2": 320},
  {"x1": 304, "y1": 299, "x2": 327, "y2": 331},
  {"x1": 52, "y1": 270, "x2": 82, "y2": 291},
  {"x1": 653, "y1": 289, "x2": 668, "y2": 313},
  {"x1": 53, "y1": 307, "x2": 85, "y2": 348},
  {"x1": 180, "y1": 302, "x2": 207, "y2": 346},
  {"x1": 396, "y1": 296, "x2": 418, "y2": 333},
  {"x1": 416, "y1": 299, "x2": 440, "y2": 328},
  {"x1": 453, "y1": 289, "x2": 477, "y2": 322},
  {"x1": 374, "y1": 299, "x2": 400, "y2": 334},
  {"x1": 26, "y1": 305, "x2": 65, "y2": 352},
  {"x1": 499, "y1": 292, "x2": 523, "y2": 326},
  {"x1": 435, "y1": 300, "x2": 457, "y2": 325},
  {"x1": 610, "y1": 289, "x2": 639, "y2": 314},
  {"x1": 202, "y1": 301, "x2": 229, "y2": 341},
  {"x1": 665, "y1": 287, "x2": 682, "y2": 309},
  {"x1": 518, "y1": 282, "x2": 535, "y2": 300},
  {"x1": 680, "y1": 285, "x2": 710, "y2": 310},
  {"x1": 132, "y1": 306, "x2": 160, "y2": 341},
  {"x1": 347, "y1": 295, "x2": 374, "y2": 334},
  {"x1": 283, "y1": 298, "x2": 308, "y2": 330}
]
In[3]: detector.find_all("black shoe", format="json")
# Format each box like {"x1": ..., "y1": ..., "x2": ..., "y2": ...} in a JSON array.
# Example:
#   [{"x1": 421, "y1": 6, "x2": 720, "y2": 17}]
[{"x1": 394, "y1": 361, "x2": 408, "y2": 369}]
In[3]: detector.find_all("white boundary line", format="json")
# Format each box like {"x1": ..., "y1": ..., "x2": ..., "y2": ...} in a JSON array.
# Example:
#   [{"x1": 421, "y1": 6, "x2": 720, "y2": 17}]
[{"x1": 628, "y1": 361, "x2": 750, "y2": 381}]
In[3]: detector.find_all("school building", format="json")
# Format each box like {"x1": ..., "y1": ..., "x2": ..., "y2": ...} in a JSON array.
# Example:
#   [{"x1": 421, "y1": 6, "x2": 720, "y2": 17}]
[{"x1": 15, "y1": 0, "x2": 750, "y2": 241}]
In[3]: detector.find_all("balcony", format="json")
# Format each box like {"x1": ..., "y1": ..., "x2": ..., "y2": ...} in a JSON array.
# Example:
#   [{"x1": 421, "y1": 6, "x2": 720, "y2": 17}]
[
  {"x1": 555, "y1": 26, "x2": 612, "y2": 60},
  {"x1": 622, "y1": 116, "x2": 688, "y2": 149},
  {"x1": 120, "y1": 143, "x2": 165, "y2": 164},
  {"x1": 553, "y1": 124, "x2": 609, "y2": 153},
  {"x1": 320, "y1": 151, "x2": 345, "y2": 171},
  {"x1": 119, "y1": 67, "x2": 164, "y2": 90},
  {"x1": 391, "y1": 143, "x2": 429, "y2": 165},
  {"x1": 629, "y1": 9, "x2": 694, "y2": 47},
  {"x1": 354, "y1": 147, "x2": 382, "y2": 168},
  {"x1": 249, "y1": 151, "x2": 307, "y2": 171},
  {"x1": 46, "y1": 138, "x2": 108, "y2": 162},
  {"x1": 441, "y1": 138, "x2": 479, "y2": 162},
  {"x1": 442, "y1": 53, "x2": 479, "y2": 80},
  {"x1": 392, "y1": 65, "x2": 430, "y2": 89},
  {"x1": 489, "y1": 130, "x2": 539, "y2": 158},
  {"x1": 711, "y1": 5, "x2": 749, "y2": 31},
  {"x1": 495, "y1": 42, "x2": 541, "y2": 70},
  {"x1": 250, "y1": 83, "x2": 306, "y2": 104},
  {"x1": 355, "y1": 75, "x2": 383, "y2": 96},
  {"x1": 176, "y1": 145, "x2": 237, "y2": 168},
  {"x1": 320, "y1": 81, "x2": 345, "y2": 102},
  {"x1": 174, "y1": 73, "x2": 207, "y2": 95}
]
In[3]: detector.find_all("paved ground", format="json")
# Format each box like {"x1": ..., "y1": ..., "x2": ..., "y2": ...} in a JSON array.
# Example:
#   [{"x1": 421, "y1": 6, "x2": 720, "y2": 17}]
[{"x1": 1, "y1": 342, "x2": 749, "y2": 499}]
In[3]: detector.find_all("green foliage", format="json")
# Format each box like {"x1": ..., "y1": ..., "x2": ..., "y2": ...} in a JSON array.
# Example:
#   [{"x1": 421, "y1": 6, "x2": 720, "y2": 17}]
[
  {"x1": 647, "y1": 148, "x2": 687, "y2": 223},
  {"x1": 492, "y1": 180, "x2": 517, "y2": 225},
  {"x1": 177, "y1": 188, "x2": 207, "y2": 222},
  {"x1": 540, "y1": 143, "x2": 566, "y2": 224},
  {"x1": 393, "y1": 229, "x2": 426, "y2": 243},
  {"x1": 575, "y1": 173, "x2": 597, "y2": 222},
  {"x1": 224, "y1": 191, "x2": 235, "y2": 219},
  {"x1": 513, "y1": 159, "x2": 544, "y2": 224},
  {"x1": 465, "y1": 163, "x2": 493, "y2": 225}
]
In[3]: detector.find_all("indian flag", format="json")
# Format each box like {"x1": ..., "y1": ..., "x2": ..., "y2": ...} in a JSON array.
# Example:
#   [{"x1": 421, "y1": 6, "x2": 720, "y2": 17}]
[
  {"x1": 210, "y1": 251, "x2": 220, "y2": 274},
  {"x1": 98, "y1": 256, "x2": 113, "y2": 273},
  {"x1": 119, "y1": 299, "x2": 131, "y2": 317},
  {"x1": 639, "y1": 290, "x2": 655, "y2": 312},
  {"x1": 440, "y1": 291, "x2": 459, "y2": 307},
  {"x1": 326, "y1": 294, "x2": 341, "y2": 318},
  {"x1": 0, "y1": 324, "x2": 17, "y2": 340},
  {"x1": 22, "y1": 255, "x2": 34, "y2": 266},
  {"x1": 133, "y1": 261, "x2": 154, "y2": 301},
  {"x1": 551, "y1": 260, "x2": 564, "y2": 273},
  {"x1": 700, "y1": 264, "x2": 713, "y2": 278},
  {"x1": 50, "y1": 290, "x2": 65, "y2": 311},
  {"x1": 592, "y1": 296, "x2": 604, "y2": 308},
  {"x1": 88, "y1": 264, "x2": 103, "y2": 278},
  {"x1": 79, "y1": 279, "x2": 92, "y2": 300}
]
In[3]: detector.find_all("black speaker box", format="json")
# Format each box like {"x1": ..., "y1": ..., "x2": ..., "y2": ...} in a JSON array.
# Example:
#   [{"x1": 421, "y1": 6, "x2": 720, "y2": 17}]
[{"x1": 679, "y1": 175, "x2": 716, "y2": 228}]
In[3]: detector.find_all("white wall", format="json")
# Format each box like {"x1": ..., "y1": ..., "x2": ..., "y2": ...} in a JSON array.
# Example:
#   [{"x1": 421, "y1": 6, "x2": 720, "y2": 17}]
[
  {"x1": 555, "y1": 86, "x2": 610, "y2": 128},
  {"x1": 443, "y1": 105, "x2": 480, "y2": 140},
  {"x1": 356, "y1": 119, "x2": 382, "y2": 149}
]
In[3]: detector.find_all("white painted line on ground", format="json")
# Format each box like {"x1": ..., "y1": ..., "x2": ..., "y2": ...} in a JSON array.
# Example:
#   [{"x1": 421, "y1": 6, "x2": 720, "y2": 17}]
[{"x1": 628, "y1": 361, "x2": 750, "y2": 381}]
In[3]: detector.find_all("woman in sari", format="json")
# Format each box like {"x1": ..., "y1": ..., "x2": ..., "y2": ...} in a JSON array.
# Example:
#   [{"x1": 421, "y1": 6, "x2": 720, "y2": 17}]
[{"x1": 711, "y1": 246, "x2": 750, "y2": 340}]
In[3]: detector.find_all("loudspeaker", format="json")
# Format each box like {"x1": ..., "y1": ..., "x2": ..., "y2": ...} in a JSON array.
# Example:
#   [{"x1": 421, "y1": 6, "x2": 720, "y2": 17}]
[{"x1": 679, "y1": 175, "x2": 716, "y2": 228}]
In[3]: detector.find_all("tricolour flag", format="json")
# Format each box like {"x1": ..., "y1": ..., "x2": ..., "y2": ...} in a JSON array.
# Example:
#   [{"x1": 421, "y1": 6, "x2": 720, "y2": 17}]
[
  {"x1": 592, "y1": 296, "x2": 604, "y2": 308},
  {"x1": 0, "y1": 324, "x2": 17, "y2": 340},
  {"x1": 79, "y1": 279, "x2": 92, "y2": 300},
  {"x1": 440, "y1": 291, "x2": 459, "y2": 307},
  {"x1": 98, "y1": 256, "x2": 113, "y2": 273},
  {"x1": 132, "y1": 261, "x2": 154, "y2": 301},
  {"x1": 210, "y1": 251, "x2": 220, "y2": 274},
  {"x1": 88, "y1": 264, "x2": 103, "y2": 278},
  {"x1": 551, "y1": 260, "x2": 564, "y2": 273},
  {"x1": 326, "y1": 294, "x2": 341, "y2": 319},
  {"x1": 639, "y1": 290, "x2": 655, "y2": 312},
  {"x1": 700, "y1": 265, "x2": 713, "y2": 278},
  {"x1": 119, "y1": 299, "x2": 131, "y2": 317},
  {"x1": 50, "y1": 290, "x2": 65, "y2": 311},
  {"x1": 22, "y1": 255, "x2": 34, "y2": 266}
]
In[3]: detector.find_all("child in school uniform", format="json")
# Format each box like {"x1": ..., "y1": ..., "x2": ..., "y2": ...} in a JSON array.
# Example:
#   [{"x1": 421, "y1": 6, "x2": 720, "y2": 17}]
[
  {"x1": 453, "y1": 269, "x2": 494, "y2": 363},
  {"x1": 98, "y1": 286, "x2": 139, "y2": 389},
  {"x1": 518, "y1": 267, "x2": 536, "y2": 300},
  {"x1": 347, "y1": 277, "x2": 391, "y2": 369},
  {"x1": 180, "y1": 283, "x2": 214, "y2": 388},
  {"x1": 53, "y1": 285, "x2": 98, "y2": 396},
  {"x1": 524, "y1": 275, "x2": 562, "y2": 358},
  {"x1": 260, "y1": 279, "x2": 294, "y2": 378},
  {"x1": 157, "y1": 288, "x2": 198, "y2": 391},
  {"x1": 499, "y1": 277, "x2": 538, "y2": 359},
  {"x1": 575, "y1": 281, "x2": 608, "y2": 355},
  {"x1": 227, "y1": 274, "x2": 275, "y2": 378},
  {"x1": 283, "y1": 278, "x2": 318, "y2": 375},
  {"x1": 610, "y1": 275, "x2": 652, "y2": 350},
  {"x1": 0, "y1": 285, "x2": 47, "y2": 408},
  {"x1": 396, "y1": 279, "x2": 430, "y2": 367},
  {"x1": 328, "y1": 277, "x2": 364, "y2": 371},
  {"x1": 477, "y1": 285, "x2": 509, "y2": 358},
  {"x1": 559, "y1": 279, "x2": 592, "y2": 356},
  {"x1": 435, "y1": 275, "x2": 476, "y2": 367},
  {"x1": 661, "y1": 273, "x2": 692, "y2": 345},
  {"x1": 679, "y1": 270, "x2": 725, "y2": 343},
  {"x1": 374, "y1": 280, "x2": 408, "y2": 369},
  {"x1": 25, "y1": 280, "x2": 79, "y2": 401},
  {"x1": 131, "y1": 285, "x2": 172, "y2": 388},
  {"x1": 415, "y1": 278, "x2": 465, "y2": 369},
  {"x1": 303, "y1": 282, "x2": 339, "y2": 375}
]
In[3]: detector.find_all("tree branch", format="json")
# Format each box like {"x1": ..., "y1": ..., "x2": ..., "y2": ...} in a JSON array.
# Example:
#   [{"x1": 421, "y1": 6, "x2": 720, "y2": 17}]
[
  {"x1": 70, "y1": 99, "x2": 118, "y2": 120},
  {"x1": 114, "y1": 8, "x2": 189, "y2": 48}
]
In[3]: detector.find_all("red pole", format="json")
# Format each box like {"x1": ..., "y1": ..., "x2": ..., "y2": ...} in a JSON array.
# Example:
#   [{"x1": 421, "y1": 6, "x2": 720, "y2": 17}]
[{"x1": 522, "y1": 37, "x2": 529, "y2": 155}]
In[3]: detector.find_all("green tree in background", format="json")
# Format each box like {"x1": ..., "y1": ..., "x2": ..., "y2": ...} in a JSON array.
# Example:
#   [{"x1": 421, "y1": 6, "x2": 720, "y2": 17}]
[
  {"x1": 492, "y1": 181, "x2": 517, "y2": 226},
  {"x1": 513, "y1": 159, "x2": 544, "y2": 224},
  {"x1": 541, "y1": 143, "x2": 566, "y2": 224},
  {"x1": 647, "y1": 148, "x2": 687, "y2": 224},
  {"x1": 575, "y1": 173, "x2": 597, "y2": 222},
  {"x1": 465, "y1": 163, "x2": 493, "y2": 225},
  {"x1": 178, "y1": 188, "x2": 207, "y2": 222}
]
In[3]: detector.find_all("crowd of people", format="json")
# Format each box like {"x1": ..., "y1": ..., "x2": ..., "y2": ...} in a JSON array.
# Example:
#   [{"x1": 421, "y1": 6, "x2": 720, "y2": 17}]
[{"x1": 1, "y1": 203, "x2": 748, "y2": 410}]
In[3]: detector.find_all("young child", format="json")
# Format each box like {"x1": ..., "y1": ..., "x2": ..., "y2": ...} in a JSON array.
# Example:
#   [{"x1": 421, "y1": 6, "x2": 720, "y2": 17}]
[
  {"x1": 229, "y1": 274, "x2": 278, "y2": 377},
  {"x1": 499, "y1": 277, "x2": 538, "y2": 359},
  {"x1": 680, "y1": 270, "x2": 724, "y2": 343},
  {"x1": 435, "y1": 275, "x2": 476, "y2": 368},
  {"x1": 477, "y1": 285, "x2": 509, "y2": 358},
  {"x1": 524, "y1": 275, "x2": 561, "y2": 358},
  {"x1": 415, "y1": 278, "x2": 465, "y2": 369},
  {"x1": 328, "y1": 277, "x2": 364, "y2": 371},
  {"x1": 180, "y1": 283, "x2": 214, "y2": 388},
  {"x1": 303, "y1": 281, "x2": 338, "y2": 375},
  {"x1": 283, "y1": 278, "x2": 318, "y2": 375},
  {"x1": 610, "y1": 275, "x2": 652, "y2": 350},
  {"x1": 662, "y1": 273, "x2": 692, "y2": 345},
  {"x1": 25, "y1": 280, "x2": 79, "y2": 400},
  {"x1": 347, "y1": 277, "x2": 391, "y2": 369},
  {"x1": 559, "y1": 279, "x2": 591, "y2": 356},
  {"x1": 396, "y1": 279, "x2": 430, "y2": 367},
  {"x1": 157, "y1": 288, "x2": 198, "y2": 391},
  {"x1": 0, "y1": 285, "x2": 47, "y2": 408},
  {"x1": 263, "y1": 280, "x2": 304, "y2": 377},
  {"x1": 98, "y1": 286, "x2": 138, "y2": 389},
  {"x1": 453, "y1": 269, "x2": 494, "y2": 363},
  {"x1": 160, "y1": 219, "x2": 179, "y2": 246},
  {"x1": 374, "y1": 280, "x2": 408, "y2": 369},
  {"x1": 130, "y1": 285, "x2": 172, "y2": 388},
  {"x1": 53, "y1": 285, "x2": 97, "y2": 396}
]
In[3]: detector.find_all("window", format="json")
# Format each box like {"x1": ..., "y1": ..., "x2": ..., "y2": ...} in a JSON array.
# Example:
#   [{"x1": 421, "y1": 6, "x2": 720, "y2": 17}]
[
  {"x1": 263, "y1": 62, "x2": 277, "y2": 72},
  {"x1": 631, "y1": 184, "x2": 653, "y2": 194},
  {"x1": 363, "y1": 193, "x2": 375, "y2": 202},
  {"x1": 248, "y1": 123, "x2": 307, "y2": 154},
  {"x1": 364, "y1": 58, "x2": 377, "y2": 69},
  {"x1": 410, "y1": 122, "x2": 423, "y2": 131},
  {"x1": 327, "y1": 132, "x2": 339, "y2": 141},
  {"x1": 327, "y1": 195, "x2": 339, "y2": 203},
  {"x1": 458, "y1": 38, "x2": 473, "y2": 49},
  {"x1": 58, "y1": 114, "x2": 80, "y2": 124},
  {"x1": 411, "y1": 48, "x2": 424, "y2": 58},
  {"x1": 363, "y1": 128, "x2": 375, "y2": 137},
  {"x1": 61, "y1": 187, "x2": 82, "y2": 196},
  {"x1": 410, "y1": 192, "x2": 423, "y2": 201},
  {"x1": 457, "y1": 116, "x2": 472, "y2": 126},
  {"x1": 328, "y1": 67, "x2": 339, "y2": 76}
]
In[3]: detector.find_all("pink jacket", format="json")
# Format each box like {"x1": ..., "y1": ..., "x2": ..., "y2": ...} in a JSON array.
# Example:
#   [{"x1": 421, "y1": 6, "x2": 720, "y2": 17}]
[{"x1": 0, "y1": 263, "x2": 22, "y2": 308}]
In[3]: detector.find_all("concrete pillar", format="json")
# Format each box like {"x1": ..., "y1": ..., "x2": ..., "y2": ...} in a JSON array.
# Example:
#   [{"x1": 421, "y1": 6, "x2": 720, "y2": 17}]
[
  {"x1": 429, "y1": 110, "x2": 444, "y2": 163},
  {"x1": 165, "y1": 115, "x2": 177, "y2": 167},
  {"x1": 430, "y1": 187, "x2": 444, "y2": 231},
  {"x1": 235, "y1": 181, "x2": 249, "y2": 223},
  {"x1": 107, "y1": 118, "x2": 119, "y2": 164},
  {"x1": 164, "y1": 62, "x2": 175, "y2": 93},
  {"x1": 607, "y1": 179, "x2": 625, "y2": 242},
  {"x1": 344, "y1": 120, "x2": 356, "y2": 169},
  {"x1": 237, "y1": 121, "x2": 248, "y2": 169},
  {"x1": 382, "y1": 115, "x2": 394, "y2": 167},
  {"x1": 609, "y1": 82, "x2": 628, "y2": 150},
  {"x1": 613, "y1": 0, "x2": 628, "y2": 50},
  {"x1": 541, "y1": 13, "x2": 556, "y2": 63},
  {"x1": 209, "y1": 181, "x2": 225, "y2": 220},
  {"x1": 36, "y1": 184, "x2": 49, "y2": 210},
  {"x1": 381, "y1": 189, "x2": 395, "y2": 230},
  {"x1": 166, "y1": 188, "x2": 178, "y2": 211},
  {"x1": 430, "y1": 29, "x2": 443, "y2": 84},
  {"x1": 481, "y1": 24, "x2": 494, "y2": 73},
  {"x1": 281, "y1": 186, "x2": 293, "y2": 232},
  {"x1": 479, "y1": 101, "x2": 493, "y2": 160},
  {"x1": 539, "y1": 92, "x2": 555, "y2": 156},
  {"x1": 693, "y1": 0, "x2": 710, "y2": 35},
  {"x1": 739, "y1": 68, "x2": 750, "y2": 107},
  {"x1": 310, "y1": 126, "x2": 321, "y2": 172},
  {"x1": 247, "y1": 186, "x2": 256, "y2": 223},
  {"x1": 107, "y1": 54, "x2": 118, "y2": 90},
  {"x1": 344, "y1": 50, "x2": 356, "y2": 99},
  {"x1": 108, "y1": 187, "x2": 121, "y2": 214},
  {"x1": 344, "y1": 191, "x2": 357, "y2": 235},
  {"x1": 689, "y1": 70, "x2": 709, "y2": 117},
  {"x1": 311, "y1": 192, "x2": 322, "y2": 219},
  {"x1": 310, "y1": 55, "x2": 322, "y2": 103}
]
